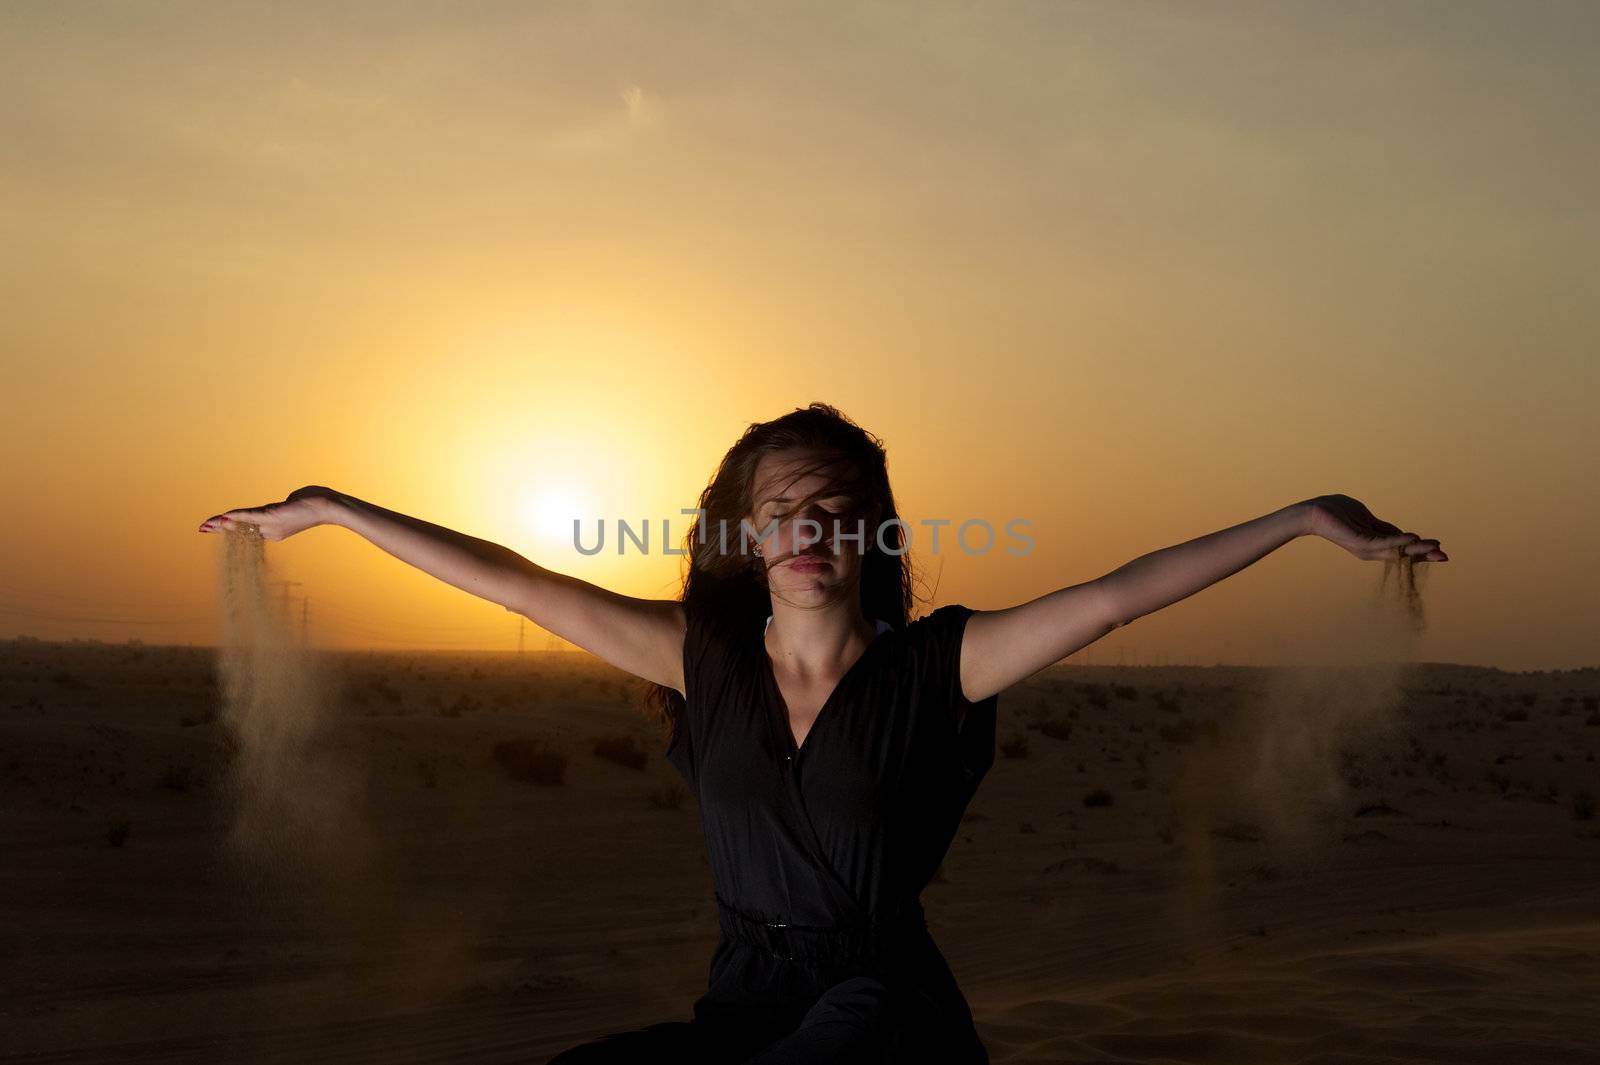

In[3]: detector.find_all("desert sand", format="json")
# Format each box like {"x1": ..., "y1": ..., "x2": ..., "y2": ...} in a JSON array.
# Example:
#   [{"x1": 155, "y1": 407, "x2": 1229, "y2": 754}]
[{"x1": 3, "y1": 636, "x2": 1598, "y2": 1063}]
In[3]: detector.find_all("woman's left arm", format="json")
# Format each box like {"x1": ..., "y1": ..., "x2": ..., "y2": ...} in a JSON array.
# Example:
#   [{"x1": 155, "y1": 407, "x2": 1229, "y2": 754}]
[{"x1": 959, "y1": 496, "x2": 1448, "y2": 702}]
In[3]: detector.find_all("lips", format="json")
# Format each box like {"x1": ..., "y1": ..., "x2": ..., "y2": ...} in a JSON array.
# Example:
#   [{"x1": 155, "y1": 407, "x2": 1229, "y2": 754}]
[{"x1": 788, "y1": 555, "x2": 831, "y2": 570}]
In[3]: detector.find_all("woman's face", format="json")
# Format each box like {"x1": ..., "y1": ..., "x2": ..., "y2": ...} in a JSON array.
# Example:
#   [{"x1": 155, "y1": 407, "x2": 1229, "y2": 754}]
[{"x1": 746, "y1": 448, "x2": 871, "y2": 609}]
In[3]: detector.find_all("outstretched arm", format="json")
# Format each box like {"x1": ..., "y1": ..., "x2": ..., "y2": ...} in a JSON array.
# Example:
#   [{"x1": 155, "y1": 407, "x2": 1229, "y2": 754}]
[
  {"x1": 957, "y1": 496, "x2": 1447, "y2": 702},
  {"x1": 199, "y1": 486, "x2": 687, "y2": 693}
]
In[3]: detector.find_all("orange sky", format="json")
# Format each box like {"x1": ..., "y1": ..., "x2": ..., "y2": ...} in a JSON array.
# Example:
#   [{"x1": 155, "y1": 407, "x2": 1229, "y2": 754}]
[{"x1": 2, "y1": 4, "x2": 1595, "y2": 670}]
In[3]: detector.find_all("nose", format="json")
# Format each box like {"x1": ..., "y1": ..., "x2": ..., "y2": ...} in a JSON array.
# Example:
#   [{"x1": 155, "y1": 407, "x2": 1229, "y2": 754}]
[{"x1": 769, "y1": 507, "x2": 828, "y2": 555}]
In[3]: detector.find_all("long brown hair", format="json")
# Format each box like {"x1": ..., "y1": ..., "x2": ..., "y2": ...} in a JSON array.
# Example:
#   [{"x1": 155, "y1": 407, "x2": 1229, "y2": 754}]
[{"x1": 640, "y1": 402, "x2": 932, "y2": 749}]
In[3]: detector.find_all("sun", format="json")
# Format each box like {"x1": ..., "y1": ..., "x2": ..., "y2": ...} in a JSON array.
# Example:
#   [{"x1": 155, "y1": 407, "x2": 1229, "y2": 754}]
[{"x1": 518, "y1": 481, "x2": 596, "y2": 553}]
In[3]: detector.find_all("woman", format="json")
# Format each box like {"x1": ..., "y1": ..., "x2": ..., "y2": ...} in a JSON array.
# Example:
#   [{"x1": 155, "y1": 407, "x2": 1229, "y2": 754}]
[{"x1": 198, "y1": 402, "x2": 1447, "y2": 1063}]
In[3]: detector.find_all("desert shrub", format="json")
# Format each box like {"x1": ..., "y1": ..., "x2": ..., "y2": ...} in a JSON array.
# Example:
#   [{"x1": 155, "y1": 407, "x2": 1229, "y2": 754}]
[
  {"x1": 416, "y1": 759, "x2": 439, "y2": 788},
  {"x1": 1159, "y1": 719, "x2": 1200, "y2": 745},
  {"x1": 1153, "y1": 691, "x2": 1182, "y2": 713},
  {"x1": 1211, "y1": 819, "x2": 1263, "y2": 843},
  {"x1": 1113, "y1": 684, "x2": 1139, "y2": 701},
  {"x1": 1574, "y1": 789, "x2": 1596, "y2": 822},
  {"x1": 369, "y1": 677, "x2": 402, "y2": 706},
  {"x1": 999, "y1": 734, "x2": 1030, "y2": 760},
  {"x1": 647, "y1": 782, "x2": 689, "y2": 810},
  {"x1": 1246, "y1": 861, "x2": 1281, "y2": 882},
  {"x1": 106, "y1": 821, "x2": 130, "y2": 847},
  {"x1": 159, "y1": 763, "x2": 198, "y2": 792},
  {"x1": 1083, "y1": 788, "x2": 1115, "y2": 808},
  {"x1": 1083, "y1": 685, "x2": 1109, "y2": 710},
  {"x1": 492, "y1": 738, "x2": 566, "y2": 785},
  {"x1": 1501, "y1": 707, "x2": 1529, "y2": 723},
  {"x1": 593, "y1": 733, "x2": 649, "y2": 771},
  {"x1": 1043, "y1": 855, "x2": 1121, "y2": 875},
  {"x1": 1034, "y1": 716, "x2": 1073, "y2": 741}
]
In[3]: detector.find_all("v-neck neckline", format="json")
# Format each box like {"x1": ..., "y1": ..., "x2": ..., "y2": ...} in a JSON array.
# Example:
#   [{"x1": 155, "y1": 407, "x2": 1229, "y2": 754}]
[{"x1": 758, "y1": 615, "x2": 892, "y2": 758}]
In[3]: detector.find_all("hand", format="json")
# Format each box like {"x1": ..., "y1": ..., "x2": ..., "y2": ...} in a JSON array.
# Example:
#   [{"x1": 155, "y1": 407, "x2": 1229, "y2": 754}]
[
  {"x1": 1301, "y1": 494, "x2": 1448, "y2": 562},
  {"x1": 197, "y1": 485, "x2": 341, "y2": 542}
]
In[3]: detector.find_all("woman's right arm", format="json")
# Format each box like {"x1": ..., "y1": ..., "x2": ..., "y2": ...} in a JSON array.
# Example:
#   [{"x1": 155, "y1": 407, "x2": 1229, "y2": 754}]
[{"x1": 201, "y1": 486, "x2": 688, "y2": 694}]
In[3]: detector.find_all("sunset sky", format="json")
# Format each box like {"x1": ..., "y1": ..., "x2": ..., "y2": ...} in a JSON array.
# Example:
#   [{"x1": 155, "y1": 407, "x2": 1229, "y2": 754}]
[{"x1": 2, "y1": 3, "x2": 1594, "y2": 670}]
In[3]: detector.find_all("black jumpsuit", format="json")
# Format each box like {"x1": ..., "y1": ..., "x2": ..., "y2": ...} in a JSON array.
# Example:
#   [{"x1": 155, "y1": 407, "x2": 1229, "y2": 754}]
[{"x1": 546, "y1": 602, "x2": 999, "y2": 1064}]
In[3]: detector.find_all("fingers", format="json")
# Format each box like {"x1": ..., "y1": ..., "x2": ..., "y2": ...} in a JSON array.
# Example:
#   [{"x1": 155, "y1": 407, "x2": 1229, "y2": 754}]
[
  {"x1": 197, "y1": 512, "x2": 261, "y2": 535},
  {"x1": 1390, "y1": 537, "x2": 1449, "y2": 562}
]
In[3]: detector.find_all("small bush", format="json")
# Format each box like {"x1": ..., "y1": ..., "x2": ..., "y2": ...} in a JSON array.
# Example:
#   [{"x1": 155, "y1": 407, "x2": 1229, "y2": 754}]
[
  {"x1": 106, "y1": 821, "x2": 130, "y2": 847},
  {"x1": 999, "y1": 734, "x2": 1030, "y2": 760},
  {"x1": 593, "y1": 734, "x2": 649, "y2": 771},
  {"x1": 1159, "y1": 719, "x2": 1200, "y2": 745},
  {"x1": 1574, "y1": 789, "x2": 1596, "y2": 822},
  {"x1": 1083, "y1": 788, "x2": 1115, "y2": 808},
  {"x1": 1501, "y1": 707, "x2": 1530, "y2": 723},
  {"x1": 492, "y1": 738, "x2": 566, "y2": 785},
  {"x1": 1042, "y1": 855, "x2": 1121, "y2": 875},
  {"x1": 1211, "y1": 819, "x2": 1263, "y2": 843},
  {"x1": 1246, "y1": 861, "x2": 1281, "y2": 882},
  {"x1": 1033, "y1": 716, "x2": 1073, "y2": 741},
  {"x1": 647, "y1": 782, "x2": 688, "y2": 810},
  {"x1": 159, "y1": 763, "x2": 198, "y2": 792}
]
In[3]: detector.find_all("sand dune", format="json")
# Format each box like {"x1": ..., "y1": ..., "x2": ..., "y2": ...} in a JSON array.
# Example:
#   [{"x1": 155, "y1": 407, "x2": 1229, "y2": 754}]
[{"x1": 2, "y1": 637, "x2": 1597, "y2": 1063}]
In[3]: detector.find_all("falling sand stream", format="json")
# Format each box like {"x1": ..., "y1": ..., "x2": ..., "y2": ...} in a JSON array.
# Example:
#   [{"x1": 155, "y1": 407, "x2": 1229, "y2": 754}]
[
  {"x1": 1165, "y1": 547, "x2": 1434, "y2": 938},
  {"x1": 209, "y1": 523, "x2": 498, "y2": 1041}
]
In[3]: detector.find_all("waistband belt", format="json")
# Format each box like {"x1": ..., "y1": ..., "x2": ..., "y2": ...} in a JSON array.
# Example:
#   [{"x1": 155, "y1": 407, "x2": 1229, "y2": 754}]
[{"x1": 714, "y1": 893, "x2": 927, "y2": 966}]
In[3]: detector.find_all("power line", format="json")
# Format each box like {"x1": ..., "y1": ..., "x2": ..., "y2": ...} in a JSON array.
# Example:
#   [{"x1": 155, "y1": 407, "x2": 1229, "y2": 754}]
[
  {"x1": 0, "y1": 603, "x2": 211, "y2": 626},
  {"x1": 0, "y1": 583, "x2": 212, "y2": 610}
]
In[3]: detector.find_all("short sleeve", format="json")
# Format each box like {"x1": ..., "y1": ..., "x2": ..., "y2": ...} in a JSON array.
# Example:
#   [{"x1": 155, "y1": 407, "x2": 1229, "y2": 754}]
[
  {"x1": 666, "y1": 599, "x2": 718, "y2": 786},
  {"x1": 680, "y1": 599, "x2": 715, "y2": 711},
  {"x1": 917, "y1": 604, "x2": 999, "y2": 783}
]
